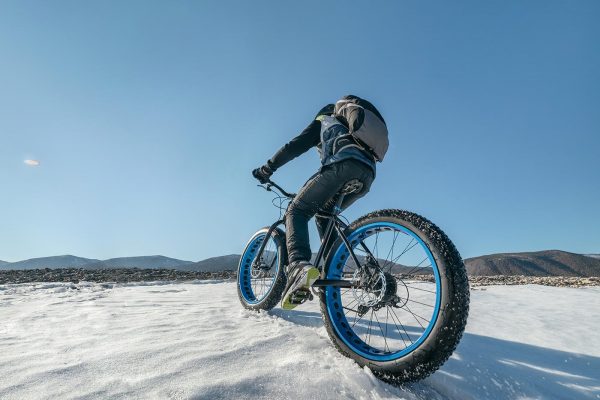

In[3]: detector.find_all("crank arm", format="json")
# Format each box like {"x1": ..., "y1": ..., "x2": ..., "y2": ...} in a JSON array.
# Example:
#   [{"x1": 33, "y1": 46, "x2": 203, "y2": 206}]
[{"x1": 312, "y1": 279, "x2": 358, "y2": 288}]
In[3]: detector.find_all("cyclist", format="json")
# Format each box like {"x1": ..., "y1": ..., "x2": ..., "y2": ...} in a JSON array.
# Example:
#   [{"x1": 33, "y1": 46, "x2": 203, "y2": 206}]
[{"x1": 253, "y1": 95, "x2": 386, "y2": 310}]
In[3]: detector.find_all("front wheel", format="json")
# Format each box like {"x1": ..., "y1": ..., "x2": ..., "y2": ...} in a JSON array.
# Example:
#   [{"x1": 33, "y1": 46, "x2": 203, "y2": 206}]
[
  {"x1": 319, "y1": 209, "x2": 470, "y2": 383},
  {"x1": 237, "y1": 227, "x2": 288, "y2": 311}
]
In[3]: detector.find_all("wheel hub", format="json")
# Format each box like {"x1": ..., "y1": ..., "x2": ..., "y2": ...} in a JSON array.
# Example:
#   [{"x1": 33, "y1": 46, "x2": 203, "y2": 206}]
[
  {"x1": 351, "y1": 268, "x2": 386, "y2": 307},
  {"x1": 354, "y1": 269, "x2": 405, "y2": 316},
  {"x1": 380, "y1": 272, "x2": 398, "y2": 303},
  {"x1": 251, "y1": 257, "x2": 272, "y2": 278}
]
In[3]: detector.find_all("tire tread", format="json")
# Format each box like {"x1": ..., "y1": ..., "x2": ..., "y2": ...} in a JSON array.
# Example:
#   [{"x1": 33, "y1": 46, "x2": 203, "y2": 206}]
[{"x1": 319, "y1": 209, "x2": 470, "y2": 384}]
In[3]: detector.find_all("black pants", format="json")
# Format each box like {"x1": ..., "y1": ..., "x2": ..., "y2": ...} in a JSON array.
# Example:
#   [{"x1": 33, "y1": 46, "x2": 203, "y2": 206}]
[{"x1": 285, "y1": 159, "x2": 375, "y2": 265}]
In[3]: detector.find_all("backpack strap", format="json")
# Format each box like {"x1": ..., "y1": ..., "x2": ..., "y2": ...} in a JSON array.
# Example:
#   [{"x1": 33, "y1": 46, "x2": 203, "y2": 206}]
[{"x1": 335, "y1": 100, "x2": 363, "y2": 114}]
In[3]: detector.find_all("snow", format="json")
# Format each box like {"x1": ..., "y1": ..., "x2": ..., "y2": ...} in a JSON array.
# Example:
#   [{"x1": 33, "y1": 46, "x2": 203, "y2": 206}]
[{"x1": 0, "y1": 281, "x2": 598, "y2": 400}]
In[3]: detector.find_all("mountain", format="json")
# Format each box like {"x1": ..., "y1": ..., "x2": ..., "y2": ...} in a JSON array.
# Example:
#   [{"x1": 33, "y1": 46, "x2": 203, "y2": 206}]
[
  {"x1": 3, "y1": 250, "x2": 599, "y2": 276},
  {"x1": 82, "y1": 256, "x2": 193, "y2": 270},
  {"x1": 0, "y1": 255, "x2": 191, "y2": 270},
  {"x1": 1, "y1": 255, "x2": 100, "y2": 270},
  {"x1": 183, "y1": 253, "x2": 424, "y2": 274},
  {"x1": 465, "y1": 250, "x2": 600, "y2": 277},
  {"x1": 180, "y1": 254, "x2": 241, "y2": 272},
  {"x1": 184, "y1": 251, "x2": 600, "y2": 276}
]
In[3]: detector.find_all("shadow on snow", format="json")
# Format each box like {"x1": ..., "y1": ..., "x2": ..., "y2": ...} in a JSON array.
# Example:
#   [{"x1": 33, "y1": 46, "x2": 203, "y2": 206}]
[{"x1": 270, "y1": 308, "x2": 600, "y2": 400}]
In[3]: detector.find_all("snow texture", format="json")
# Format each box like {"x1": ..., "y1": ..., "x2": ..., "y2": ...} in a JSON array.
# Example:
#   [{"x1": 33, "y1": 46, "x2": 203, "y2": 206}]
[{"x1": 1, "y1": 281, "x2": 598, "y2": 400}]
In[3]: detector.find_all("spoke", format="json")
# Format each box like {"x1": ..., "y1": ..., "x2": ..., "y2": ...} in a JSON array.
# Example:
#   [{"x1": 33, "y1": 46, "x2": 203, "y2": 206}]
[
  {"x1": 372, "y1": 310, "x2": 390, "y2": 353},
  {"x1": 404, "y1": 304, "x2": 428, "y2": 329},
  {"x1": 402, "y1": 265, "x2": 432, "y2": 277},
  {"x1": 381, "y1": 231, "x2": 399, "y2": 270},
  {"x1": 343, "y1": 260, "x2": 358, "y2": 273},
  {"x1": 399, "y1": 238, "x2": 417, "y2": 257},
  {"x1": 383, "y1": 237, "x2": 415, "y2": 268},
  {"x1": 387, "y1": 240, "x2": 418, "y2": 269},
  {"x1": 365, "y1": 309, "x2": 374, "y2": 345},
  {"x1": 386, "y1": 306, "x2": 408, "y2": 347},
  {"x1": 403, "y1": 284, "x2": 436, "y2": 294},
  {"x1": 343, "y1": 306, "x2": 360, "y2": 314},
  {"x1": 269, "y1": 254, "x2": 276, "y2": 269},
  {"x1": 401, "y1": 257, "x2": 431, "y2": 277},
  {"x1": 407, "y1": 298, "x2": 434, "y2": 308},
  {"x1": 385, "y1": 307, "x2": 390, "y2": 352},
  {"x1": 344, "y1": 296, "x2": 359, "y2": 309},
  {"x1": 351, "y1": 308, "x2": 366, "y2": 328},
  {"x1": 383, "y1": 234, "x2": 420, "y2": 272},
  {"x1": 389, "y1": 307, "x2": 414, "y2": 345}
]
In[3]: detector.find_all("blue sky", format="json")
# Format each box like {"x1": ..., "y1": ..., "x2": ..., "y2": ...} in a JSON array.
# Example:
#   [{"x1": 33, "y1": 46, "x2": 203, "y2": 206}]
[{"x1": 1, "y1": 1, "x2": 598, "y2": 262}]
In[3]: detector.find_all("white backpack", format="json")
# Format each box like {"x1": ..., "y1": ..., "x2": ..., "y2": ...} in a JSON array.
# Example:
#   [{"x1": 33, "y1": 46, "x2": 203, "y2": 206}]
[{"x1": 334, "y1": 96, "x2": 389, "y2": 162}]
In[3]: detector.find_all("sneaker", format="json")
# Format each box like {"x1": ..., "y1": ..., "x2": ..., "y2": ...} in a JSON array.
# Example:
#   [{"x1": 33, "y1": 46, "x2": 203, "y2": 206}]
[{"x1": 281, "y1": 262, "x2": 320, "y2": 310}]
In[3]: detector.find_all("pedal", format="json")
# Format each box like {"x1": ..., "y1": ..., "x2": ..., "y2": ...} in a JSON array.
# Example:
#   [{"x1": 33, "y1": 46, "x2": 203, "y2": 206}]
[{"x1": 290, "y1": 288, "x2": 312, "y2": 305}]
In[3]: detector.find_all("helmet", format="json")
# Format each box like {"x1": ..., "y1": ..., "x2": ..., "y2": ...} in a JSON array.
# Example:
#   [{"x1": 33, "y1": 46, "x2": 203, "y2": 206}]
[{"x1": 315, "y1": 104, "x2": 335, "y2": 119}]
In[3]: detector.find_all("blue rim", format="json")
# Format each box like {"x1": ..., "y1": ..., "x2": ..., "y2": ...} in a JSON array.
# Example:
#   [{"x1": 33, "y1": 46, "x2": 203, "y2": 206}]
[
  {"x1": 325, "y1": 222, "x2": 441, "y2": 361},
  {"x1": 238, "y1": 232, "x2": 279, "y2": 304}
]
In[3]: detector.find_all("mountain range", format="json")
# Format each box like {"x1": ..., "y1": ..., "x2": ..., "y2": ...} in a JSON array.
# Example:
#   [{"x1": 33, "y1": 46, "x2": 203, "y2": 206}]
[
  {"x1": 1, "y1": 250, "x2": 599, "y2": 277},
  {"x1": 464, "y1": 250, "x2": 600, "y2": 277},
  {"x1": 0, "y1": 255, "x2": 192, "y2": 270}
]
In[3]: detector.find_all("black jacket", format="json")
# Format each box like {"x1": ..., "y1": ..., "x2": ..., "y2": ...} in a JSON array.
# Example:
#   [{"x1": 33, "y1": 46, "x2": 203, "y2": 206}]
[{"x1": 266, "y1": 119, "x2": 321, "y2": 171}]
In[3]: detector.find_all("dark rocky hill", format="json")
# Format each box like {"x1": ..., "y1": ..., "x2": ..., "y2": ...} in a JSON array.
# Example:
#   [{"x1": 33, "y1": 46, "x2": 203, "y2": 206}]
[
  {"x1": 3, "y1": 250, "x2": 598, "y2": 276},
  {"x1": 82, "y1": 256, "x2": 193, "y2": 269},
  {"x1": 2, "y1": 255, "x2": 100, "y2": 270},
  {"x1": 180, "y1": 254, "x2": 240, "y2": 272},
  {"x1": 465, "y1": 250, "x2": 600, "y2": 277}
]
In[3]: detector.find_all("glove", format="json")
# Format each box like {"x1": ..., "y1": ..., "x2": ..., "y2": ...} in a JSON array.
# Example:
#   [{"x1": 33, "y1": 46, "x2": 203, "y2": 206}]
[{"x1": 252, "y1": 164, "x2": 273, "y2": 184}]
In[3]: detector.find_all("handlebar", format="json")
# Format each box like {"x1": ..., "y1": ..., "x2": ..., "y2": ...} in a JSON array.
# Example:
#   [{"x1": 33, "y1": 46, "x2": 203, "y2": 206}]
[{"x1": 259, "y1": 179, "x2": 295, "y2": 199}]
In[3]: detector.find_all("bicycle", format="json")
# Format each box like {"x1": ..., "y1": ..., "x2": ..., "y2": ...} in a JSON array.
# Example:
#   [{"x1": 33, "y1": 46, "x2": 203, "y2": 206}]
[{"x1": 237, "y1": 178, "x2": 470, "y2": 383}]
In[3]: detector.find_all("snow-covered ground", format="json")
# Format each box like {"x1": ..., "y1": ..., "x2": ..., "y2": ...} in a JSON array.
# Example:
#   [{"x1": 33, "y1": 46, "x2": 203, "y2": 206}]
[{"x1": 0, "y1": 281, "x2": 598, "y2": 400}]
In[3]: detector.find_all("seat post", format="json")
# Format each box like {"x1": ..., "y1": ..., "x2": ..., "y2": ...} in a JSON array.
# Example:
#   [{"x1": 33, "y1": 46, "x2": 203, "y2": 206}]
[
  {"x1": 322, "y1": 193, "x2": 344, "y2": 244},
  {"x1": 313, "y1": 193, "x2": 345, "y2": 269},
  {"x1": 333, "y1": 193, "x2": 346, "y2": 216}
]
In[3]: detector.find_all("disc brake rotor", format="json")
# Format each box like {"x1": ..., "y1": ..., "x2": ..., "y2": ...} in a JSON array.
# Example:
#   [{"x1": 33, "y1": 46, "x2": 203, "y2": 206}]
[{"x1": 351, "y1": 269, "x2": 386, "y2": 307}]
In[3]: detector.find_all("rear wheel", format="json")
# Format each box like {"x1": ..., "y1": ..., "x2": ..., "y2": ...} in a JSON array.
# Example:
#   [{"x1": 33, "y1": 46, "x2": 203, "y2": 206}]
[
  {"x1": 319, "y1": 209, "x2": 469, "y2": 383},
  {"x1": 237, "y1": 227, "x2": 287, "y2": 311}
]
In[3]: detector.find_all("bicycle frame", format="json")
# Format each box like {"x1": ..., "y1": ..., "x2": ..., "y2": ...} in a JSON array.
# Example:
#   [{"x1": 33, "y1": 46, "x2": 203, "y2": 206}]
[{"x1": 253, "y1": 179, "x2": 377, "y2": 289}]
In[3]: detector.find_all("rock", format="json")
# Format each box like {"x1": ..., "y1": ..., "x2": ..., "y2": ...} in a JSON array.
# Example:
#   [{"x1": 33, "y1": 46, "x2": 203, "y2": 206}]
[
  {"x1": 0, "y1": 268, "x2": 239, "y2": 285},
  {"x1": 467, "y1": 275, "x2": 600, "y2": 288}
]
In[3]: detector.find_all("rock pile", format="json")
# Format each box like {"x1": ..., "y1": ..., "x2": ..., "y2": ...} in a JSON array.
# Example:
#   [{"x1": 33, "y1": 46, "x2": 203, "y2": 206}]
[
  {"x1": 1, "y1": 269, "x2": 598, "y2": 288},
  {"x1": 468, "y1": 275, "x2": 600, "y2": 288},
  {"x1": 0, "y1": 268, "x2": 236, "y2": 285}
]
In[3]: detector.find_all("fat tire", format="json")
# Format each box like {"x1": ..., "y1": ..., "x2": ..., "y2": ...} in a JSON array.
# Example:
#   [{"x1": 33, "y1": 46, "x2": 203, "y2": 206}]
[
  {"x1": 237, "y1": 227, "x2": 288, "y2": 311},
  {"x1": 319, "y1": 209, "x2": 470, "y2": 384}
]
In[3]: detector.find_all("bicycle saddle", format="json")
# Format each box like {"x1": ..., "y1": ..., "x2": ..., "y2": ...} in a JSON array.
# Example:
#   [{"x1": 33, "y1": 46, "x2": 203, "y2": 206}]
[{"x1": 341, "y1": 179, "x2": 363, "y2": 195}]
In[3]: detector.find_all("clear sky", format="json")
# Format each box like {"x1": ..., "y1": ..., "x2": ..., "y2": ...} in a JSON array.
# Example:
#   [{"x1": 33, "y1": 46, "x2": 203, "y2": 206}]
[{"x1": 1, "y1": 1, "x2": 598, "y2": 262}]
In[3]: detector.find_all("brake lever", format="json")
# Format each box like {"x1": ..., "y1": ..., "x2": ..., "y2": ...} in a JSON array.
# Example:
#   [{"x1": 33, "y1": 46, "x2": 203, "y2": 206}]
[{"x1": 257, "y1": 183, "x2": 273, "y2": 192}]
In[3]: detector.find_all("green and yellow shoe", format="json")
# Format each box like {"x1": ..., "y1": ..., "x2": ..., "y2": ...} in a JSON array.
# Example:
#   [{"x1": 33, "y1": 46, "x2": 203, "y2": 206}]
[{"x1": 281, "y1": 263, "x2": 320, "y2": 310}]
